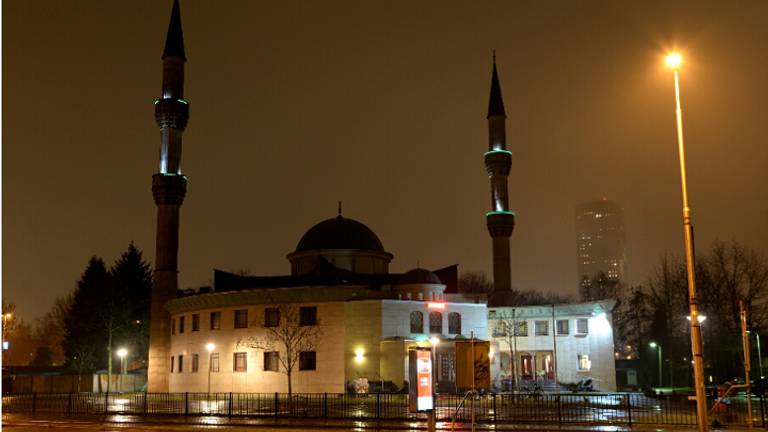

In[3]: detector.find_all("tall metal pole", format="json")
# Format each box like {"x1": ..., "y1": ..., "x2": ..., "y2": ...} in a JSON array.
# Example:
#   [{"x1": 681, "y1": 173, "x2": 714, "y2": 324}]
[
  {"x1": 658, "y1": 345, "x2": 663, "y2": 387},
  {"x1": 741, "y1": 301, "x2": 753, "y2": 428},
  {"x1": 551, "y1": 305, "x2": 558, "y2": 389},
  {"x1": 672, "y1": 65, "x2": 708, "y2": 431},
  {"x1": 512, "y1": 308, "x2": 519, "y2": 390},
  {"x1": 757, "y1": 332, "x2": 764, "y2": 379}
]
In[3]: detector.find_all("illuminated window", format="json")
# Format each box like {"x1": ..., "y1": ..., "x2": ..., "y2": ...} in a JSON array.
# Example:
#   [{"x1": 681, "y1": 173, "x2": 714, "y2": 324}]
[
  {"x1": 299, "y1": 351, "x2": 316, "y2": 371},
  {"x1": 192, "y1": 314, "x2": 200, "y2": 332},
  {"x1": 264, "y1": 352, "x2": 279, "y2": 372},
  {"x1": 448, "y1": 312, "x2": 461, "y2": 335},
  {"x1": 578, "y1": 354, "x2": 591, "y2": 371},
  {"x1": 410, "y1": 311, "x2": 424, "y2": 333},
  {"x1": 556, "y1": 320, "x2": 569, "y2": 336},
  {"x1": 210, "y1": 311, "x2": 221, "y2": 330},
  {"x1": 534, "y1": 320, "x2": 548, "y2": 336},
  {"x1": 264, "y1": 308, "x2": 280, "y2": 327},
  {"x1": 192, "y1": 354, "x2": 199, "y2": 373},
  {"x1": 492, "y1": 320, "x2": 507, "y2": 337},
  {"x1": 429, "y1": 312, "x2": 443, "y2": 334},
  {"x1": 576, "y1": 319, "x2": 589, "y2": 335},
  {"x1": 234, "y1": 309, "x2": 248, "y2": 329},
  {"x1": 233, "y1": 352, "x2": 247, "y2": 372}
]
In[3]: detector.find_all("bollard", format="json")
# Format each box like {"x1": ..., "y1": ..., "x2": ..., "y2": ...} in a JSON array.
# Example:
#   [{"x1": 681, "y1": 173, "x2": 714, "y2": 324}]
[
  {"x1": 184, "y1": 392, "x2": 189, "y2": 416},
  {"x1": 323, "y1": 392, "x2": 328, "y2": 418},
  {"x1": 32, "y1": 392, "x2": 37, "y2": 414},
  {"x1": 274, "y1": 392, "x2": 279, "y2": 418},
  {"x1": 228, "y1": 392, "x2": 233, "y2": 417},
  {"x1": 492, "y1": 393, "x2": 497, "y2": 424},
  {"x1": 627, "y1": 394, "x2": 633, "y2": 426},
  {"x1": 67, "y1": 392, "x2": 72, "y2": 415},
  {"x1": 143, "y1": 391, "x2": 148, "y2": 416},
  {"x1": 376, "y1": 393, "x2": 380, "y2": 419},
  {"x1": 104, "y1": 391, "x2": 109, "y2": 415}
]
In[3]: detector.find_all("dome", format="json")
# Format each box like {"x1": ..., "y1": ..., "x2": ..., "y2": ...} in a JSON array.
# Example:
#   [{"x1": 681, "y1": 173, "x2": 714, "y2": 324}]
[
  {"x1": 398, "y1": 268, "x2": 442, "y2": 285},
  {"x1": 295, "y1": 216, "x2": 385, "y2": 252}
]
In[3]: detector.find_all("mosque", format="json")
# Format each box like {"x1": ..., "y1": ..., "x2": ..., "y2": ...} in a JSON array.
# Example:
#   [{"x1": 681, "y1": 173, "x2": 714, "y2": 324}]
[{"x1": 146, "y1": 1, "x2": 616, "y2": 394}]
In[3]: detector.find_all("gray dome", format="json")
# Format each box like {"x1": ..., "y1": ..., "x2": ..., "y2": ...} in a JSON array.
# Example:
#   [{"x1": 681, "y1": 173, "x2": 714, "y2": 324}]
[
  {"x1": 398, "y1": 268, "x2": 442, "y2": 285},
  {"x1": 295, "y1": 216, "x2": 385, "y2": 253}
]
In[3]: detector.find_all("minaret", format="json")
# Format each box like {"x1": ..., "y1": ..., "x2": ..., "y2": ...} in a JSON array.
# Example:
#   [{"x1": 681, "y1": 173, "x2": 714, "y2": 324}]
[
  {"x1": 147, "y1": 0, "x2": 189, "y2": 392},
  {"x1": 484, "y1": 55, "x2": 515, "y2": 306}
]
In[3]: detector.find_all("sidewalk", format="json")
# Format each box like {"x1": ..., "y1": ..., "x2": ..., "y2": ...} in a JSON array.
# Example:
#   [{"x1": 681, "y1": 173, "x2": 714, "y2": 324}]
[{"x1": 2, "y1": 413, "x2": 752, "y2": 431}]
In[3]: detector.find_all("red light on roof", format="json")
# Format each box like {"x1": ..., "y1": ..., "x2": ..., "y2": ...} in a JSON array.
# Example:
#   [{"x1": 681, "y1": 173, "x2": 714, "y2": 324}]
[{"x1": 427, "y1": 302, "x2": 445, "y2": 310}]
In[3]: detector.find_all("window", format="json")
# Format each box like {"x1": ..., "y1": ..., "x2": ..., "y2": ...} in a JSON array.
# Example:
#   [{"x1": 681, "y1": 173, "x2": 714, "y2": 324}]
[
  {"x1": 179, "y1": 316, "x2": 185, "y2": 334},
  {"x1": 170, "y1": 356, "x2": 174, "y2": 373},
  {"x1": 492, "y1": 321, "x2": 507, "y2": 337},
  {"x1": 578, "y1": 354, "x2": 591, "y2": 371},
  {"x1": 576, "y1": 319, "x2": 589, "y2": 335},
  {"x1": 448, "y1": 312, "x2": 461, "y2": 335},
  {"x1": 192, "y1": 354, "x2": 199, "y2": 373},
  {"x1": 210, "y1": 353, "x2": 220, "y2": 372},
  {"x1": 556, "y1": 320, "x2": 569, "y2": 336},
  {"x1": 410, "y1": 311, "x2": 424, "y2": 333},
  {"x1": 299, "y1": 351, "x2": 316, "y2": 371},
  {"x1": 264, "y1": 308, "x2": 280, "y2": 327},
  {"x1": 233, "y1": 352, "x2": 247, "y2": 372},
  {"x1": 515, "y1": 321, "x2": 529, "y2": 337},
  {"x1": 210, "y1": 311, "x2": 221, "y2": 330},
  {"x1": 300, "y1": 306, "x2": 317, "y2": 326},
  {"x1": 192, "y1": 314, "x2": 200, "y2": 332},
  {"x1": 264, "y1": 352, "x2": 279, "y2": 372},
  {"x1": 429, "y1": 312, "x2": 442, "y2": 334},
  {"x1": 534, "y1": 320, "x2": 549, "y2": 336},
  {"x1": 234, "y1": 309, "x2": 248, "y2": 329},
  {"x1": 171, "y1": 318, "x2": 176, "y2": 335},
  {"x1": 178, "y1": 355, "x2": 184, "y2": 372}
]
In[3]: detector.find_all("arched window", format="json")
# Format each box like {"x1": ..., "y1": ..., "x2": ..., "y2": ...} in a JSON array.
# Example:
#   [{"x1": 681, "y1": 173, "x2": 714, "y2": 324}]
[
  {"x1": 448, "y1": 312, "x2": 461, "y2": 335},
  {"x1": 410, "y1": 311, "x2": 424, "y2": 334},
  {"x1": 429, "y1": 312, "x2": 443, "y2": 334}
]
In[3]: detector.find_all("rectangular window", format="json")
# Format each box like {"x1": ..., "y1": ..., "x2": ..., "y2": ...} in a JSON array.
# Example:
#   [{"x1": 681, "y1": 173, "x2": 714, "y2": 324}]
[
  {"x1": 264, "y1": 308, "x2": 280, "y2": 327},
  {"x1": 534, "y1": 320, "x2": 549, "y2": 336},
  {"x1": 492, "y1": 321, "x2": 507, "y2": 337},
  {"x1": 299, "y1": 306, "x2": 317, "y2": 326},
  {"x1": 264, "y1": 351, "x2": 279, "y2": 372},
  {"x1": 578, "y1": 354, "x2": 591, "y2": 371},
  {"x1": 556, "y1": 319, "x2": 569, "y2": 336},
  {"x1": 210, "y1": 311, "x2": 221, "y2": 330},
  {"x1": 178, "y1": 355, "x2": 184, "y2": 373},
  {"x1": 192, "y1": 314, "x2": 200, "y2": 332},
  {"x1": 171, "y1": 318, "x2": 176, "y2": 335},
  {"x1": 515, "y1": 321, "x2": 529, "y2": 337},
  {"x1": 234, "y1": 352, "x2": 247, "y2": 372},
  {"x1": 192, "y1": 354, "x2": 199, "y2": 373},
  {"x1": 170, "y1": 356, "x2": 174, "y2": 373},
  {"x1": 576, "y1": 318, "x2": 589, "y2": 335},
  {"x1": 179, "y1": 316, "x2": 185, "y2": 334},
  {"x1": 234, "y1": 309, "x2": 248, "y2": 329},
  {"x1": 210, "y1": 353, "x2": 220, "y2": 372},
  {"x1": 299, "y1": 351, "x2": 316, "y2": 371}
]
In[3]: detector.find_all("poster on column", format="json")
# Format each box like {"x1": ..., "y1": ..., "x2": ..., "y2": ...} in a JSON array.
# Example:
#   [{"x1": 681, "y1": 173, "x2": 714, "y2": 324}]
[
  {"x1": 408, "y1": 348, "x2": 433, "y2": 412},
  {"x1": 455, "y1": 340, "x2": 490, "y2": 390}
]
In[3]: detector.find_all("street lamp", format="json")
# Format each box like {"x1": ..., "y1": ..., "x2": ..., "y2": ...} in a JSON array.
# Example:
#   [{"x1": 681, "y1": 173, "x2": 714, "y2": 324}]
[
  {"x1": 117, "y1": 348, "x2": 128, "y2": 392},
  {"x1": 206, "y1": 342, "x2": 215, "y2": 396},
  {"x1": 686, "y1": 315, "x2": 707, "y2": 323},
  {"x1": 650, "y1": 342, "x2": 663, "y2": 387},
  {"x1": 665, "y1": 51, "x2": 708, "y2": 432}
]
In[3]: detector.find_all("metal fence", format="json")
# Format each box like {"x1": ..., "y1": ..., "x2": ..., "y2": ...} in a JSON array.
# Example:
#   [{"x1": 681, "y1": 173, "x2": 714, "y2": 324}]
[{"x1": 2, "y1": 392, "x2": 766, "y2": 427}]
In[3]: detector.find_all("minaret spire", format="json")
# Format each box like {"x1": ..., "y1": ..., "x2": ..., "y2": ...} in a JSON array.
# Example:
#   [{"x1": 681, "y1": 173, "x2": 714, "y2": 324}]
[
  {"x1": 484, "y1": 55, "x2": 515, "y2": 306},
  {"x1": 148, "y1": 0, "x2": 190, "y2": 392}
]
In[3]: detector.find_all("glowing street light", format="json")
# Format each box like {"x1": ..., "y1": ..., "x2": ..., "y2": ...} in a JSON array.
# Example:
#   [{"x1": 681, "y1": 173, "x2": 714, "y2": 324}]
[
  {"x1": 649, "y1": 342, "x2": 663, "y2": 387},
  {"x1": 664, "y1": 51, "x2": 708, "y2": 432},
  {"x1": 206, "y1": 343, "x2": 215, "y2": 396},
  {"x1": 686, "y1": 315, "x2": 707, "y2": 323},
  {"x1": 117, "y1": 348, "x2": 128, "y2": 392}
]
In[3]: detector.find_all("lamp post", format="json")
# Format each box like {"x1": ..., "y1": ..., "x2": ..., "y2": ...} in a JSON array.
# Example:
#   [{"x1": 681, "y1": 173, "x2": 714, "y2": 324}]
[
  {"x1": 206, "y1": 343, "x2": 215, "y2": 397},
  {"x1": 428, "y1": 337, "x2": 440, "y2": 432},
  {"x1": 650, "y1": 342, "x2": 663, "y2": 387},
  {"x1": 2, "y1": 313, "x2": 11, "y2": 364},
  {"x1": 117, "y1": 348, "x2": 127, "y2": 392},
  {"x1": 665, "y1": 52, "x2": 708, "y2": 431}
]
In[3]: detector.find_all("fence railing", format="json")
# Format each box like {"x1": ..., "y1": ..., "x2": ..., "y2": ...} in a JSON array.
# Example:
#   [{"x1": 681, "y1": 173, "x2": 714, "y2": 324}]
[{"x1": 2, "y1": 391, "x2": 766, "y2": 427}]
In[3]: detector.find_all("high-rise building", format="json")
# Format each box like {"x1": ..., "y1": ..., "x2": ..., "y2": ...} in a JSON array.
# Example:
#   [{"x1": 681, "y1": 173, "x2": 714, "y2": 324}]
[{"x1": 575, "y1": 199, "x2": 626, "y2": 290}]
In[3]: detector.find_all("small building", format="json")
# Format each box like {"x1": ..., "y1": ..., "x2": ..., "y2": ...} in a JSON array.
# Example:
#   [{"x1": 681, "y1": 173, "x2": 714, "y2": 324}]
[{"x1": 488, "y1": 301, "x2": 617, "y2": 391}]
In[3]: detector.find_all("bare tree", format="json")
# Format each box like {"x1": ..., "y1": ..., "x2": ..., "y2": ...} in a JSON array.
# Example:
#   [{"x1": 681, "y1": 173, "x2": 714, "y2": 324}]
[
  {"x1": 237, "y1": 302, "x2": 322, "y2": 394},
  {"x1": 490, "y1": 310, "x2": 526, "y2": 388}
]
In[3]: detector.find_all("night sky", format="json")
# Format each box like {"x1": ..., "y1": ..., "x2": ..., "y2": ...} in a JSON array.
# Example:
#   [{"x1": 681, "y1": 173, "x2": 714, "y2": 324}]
[{"x1": 5, "y1": 1, "x2": 768, "y2": 321}]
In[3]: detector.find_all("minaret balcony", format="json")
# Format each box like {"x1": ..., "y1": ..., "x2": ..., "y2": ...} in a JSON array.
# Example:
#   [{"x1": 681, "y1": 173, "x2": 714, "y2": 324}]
[
  {"x1": 486, "y1": 211, "x2": 515, "y2": 237},
  {"x1": 484, "y1": 150, "x2": 512, "y2": 176},
  {"x1": 154, "y1": 98, "x2": 190, "y2": 130}
]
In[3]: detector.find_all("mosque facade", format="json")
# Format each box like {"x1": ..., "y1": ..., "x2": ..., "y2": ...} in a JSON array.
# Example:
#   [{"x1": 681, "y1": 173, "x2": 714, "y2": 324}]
[{"x1": 147, "y1": 1, "x2": 616, "y2": 394}]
